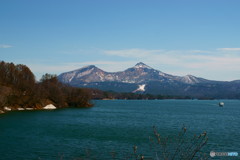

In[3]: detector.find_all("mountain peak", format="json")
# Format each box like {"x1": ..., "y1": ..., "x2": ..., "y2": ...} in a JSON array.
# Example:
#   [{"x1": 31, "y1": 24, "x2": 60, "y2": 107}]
[
  {"x1": 134, "y1": 62, "x2": 152, "y2": 69},
  {"x1": 135, "y1": 62, "x2": 146, "y2": 65},
  {"x1": 76, "y1": 65, "x2": 98, "y2": 70},
  {"x1": 83, "y1": 65, "x2": 96, "y2": 68}
]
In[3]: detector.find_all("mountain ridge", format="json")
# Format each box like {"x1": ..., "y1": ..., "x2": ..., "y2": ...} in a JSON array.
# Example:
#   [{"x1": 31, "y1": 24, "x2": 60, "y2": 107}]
[
  {"x1": 58, "y1": 62, "x2": 240, "y2": 99},
  {"x1": 59, "y1": 62, "x2": 212, "y2": 84}
]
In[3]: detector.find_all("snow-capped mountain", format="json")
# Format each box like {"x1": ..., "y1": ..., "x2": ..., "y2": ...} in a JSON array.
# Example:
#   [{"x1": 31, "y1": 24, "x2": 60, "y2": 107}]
[
  {"x1": 59, "y1": 62, "x2": 208, "y2": 84},
  {"x1": 58, "y1": 62, "x2": 240, "y2": 98}
]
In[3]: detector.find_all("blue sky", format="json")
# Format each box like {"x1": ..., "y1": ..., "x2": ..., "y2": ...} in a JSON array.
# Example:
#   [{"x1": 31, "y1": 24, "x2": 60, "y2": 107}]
[{"x1": 1, "y1": 0, "x2": 240, "y2": 81}]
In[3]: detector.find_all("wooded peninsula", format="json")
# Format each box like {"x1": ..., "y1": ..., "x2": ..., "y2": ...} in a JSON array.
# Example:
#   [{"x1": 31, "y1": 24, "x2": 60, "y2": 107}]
[{"x1": 0, "y1": 61, "x2": 92, "y2": 113}]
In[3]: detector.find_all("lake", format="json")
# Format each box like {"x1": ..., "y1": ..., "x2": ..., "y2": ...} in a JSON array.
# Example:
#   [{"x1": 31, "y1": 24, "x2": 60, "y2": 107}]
[{"x1": 0, "y1": 100, "x2": 239, "y2": 160}]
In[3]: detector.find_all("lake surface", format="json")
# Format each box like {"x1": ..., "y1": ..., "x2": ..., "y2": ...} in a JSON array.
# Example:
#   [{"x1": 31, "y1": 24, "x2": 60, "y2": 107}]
[{"x1": 0, "y1": 100, "x2": 239, "y2": 160}]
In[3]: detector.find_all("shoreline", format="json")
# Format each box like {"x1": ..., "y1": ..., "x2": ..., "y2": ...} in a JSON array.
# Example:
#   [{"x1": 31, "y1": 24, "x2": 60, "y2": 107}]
[
  {"x1": 0, "y1": 103, "x2": 93, "y2": 115},
  {"x1": 1, "y1": 99, "x2": 236, "y2": 115},
  {"x1": 0, "y1": 104, "x2": 57, "y2": 114}
]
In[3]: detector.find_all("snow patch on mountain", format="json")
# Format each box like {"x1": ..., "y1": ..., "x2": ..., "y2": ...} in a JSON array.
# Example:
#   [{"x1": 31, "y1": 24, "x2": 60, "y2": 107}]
[
  {"x1": 133, "y1": 84, "x2": 146, "y2": 93},
  {"x1": 58, "y1": 72, "x2": 77, "y2": 83},
  {"x1": 105, "y1": 74, "x2": 115, "y2": 81},
  {"x1": 159, "y1": 72, "x2": 165, "y2": 76},
  {"x1": 181, "y1": 75, "x2": 200, "y2": 84},
  {"x1": 122, "y1": 80, "x2": 136, "y2": 83},
  {"x1": 134, "y1": 62, "x2": 152, "y2": 69},
  {"x1": 69, "y1": 75, "x2": 74, "y2": 82},
  {"x1": 76, "y1": 68, "x2": 94, "y2": 78}
]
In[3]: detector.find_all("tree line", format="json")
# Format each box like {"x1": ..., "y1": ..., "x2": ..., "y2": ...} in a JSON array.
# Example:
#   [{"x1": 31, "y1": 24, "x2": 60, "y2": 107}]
[
  {"x1": 90, "y1": 89, "x2": 192, "y2": 100},
  {"x1": 0, "y1": 61, "x2": 92, "y2": 110}
]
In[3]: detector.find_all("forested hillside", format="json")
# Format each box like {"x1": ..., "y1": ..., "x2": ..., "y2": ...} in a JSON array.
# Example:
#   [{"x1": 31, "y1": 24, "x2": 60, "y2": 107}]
[{"x1": 0, "y1": 61, "x2": 92, "y2": 111}]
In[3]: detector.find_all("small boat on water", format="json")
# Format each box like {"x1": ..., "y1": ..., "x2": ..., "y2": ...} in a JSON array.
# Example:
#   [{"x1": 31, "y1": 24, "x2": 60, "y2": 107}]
[{"x1": 219, "y1": 102, "x2": 224, "y2": 107}]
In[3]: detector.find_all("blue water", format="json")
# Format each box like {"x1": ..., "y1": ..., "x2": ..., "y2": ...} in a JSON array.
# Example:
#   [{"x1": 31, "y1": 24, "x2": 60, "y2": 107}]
[{"x1": 0, "y1": 100, "x2": 239, "y2": 159}]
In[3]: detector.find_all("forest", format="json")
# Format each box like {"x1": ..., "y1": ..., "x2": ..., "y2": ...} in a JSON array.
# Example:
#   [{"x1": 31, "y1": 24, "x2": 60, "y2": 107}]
[{"x1": 0, "y1": 61, "x2": 92, "y2": 111}]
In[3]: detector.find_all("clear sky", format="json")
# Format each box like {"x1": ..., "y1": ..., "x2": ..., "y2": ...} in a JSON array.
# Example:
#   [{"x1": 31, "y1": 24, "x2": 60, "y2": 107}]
[{"x1": 1, "y1": 0, "x2": 240, "y2": 81}]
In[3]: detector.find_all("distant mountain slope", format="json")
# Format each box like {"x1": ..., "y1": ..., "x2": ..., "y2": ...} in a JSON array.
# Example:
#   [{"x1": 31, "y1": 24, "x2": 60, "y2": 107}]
[{"x1": 58, "y1": 62, "x2": 240, "y2": 99}]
